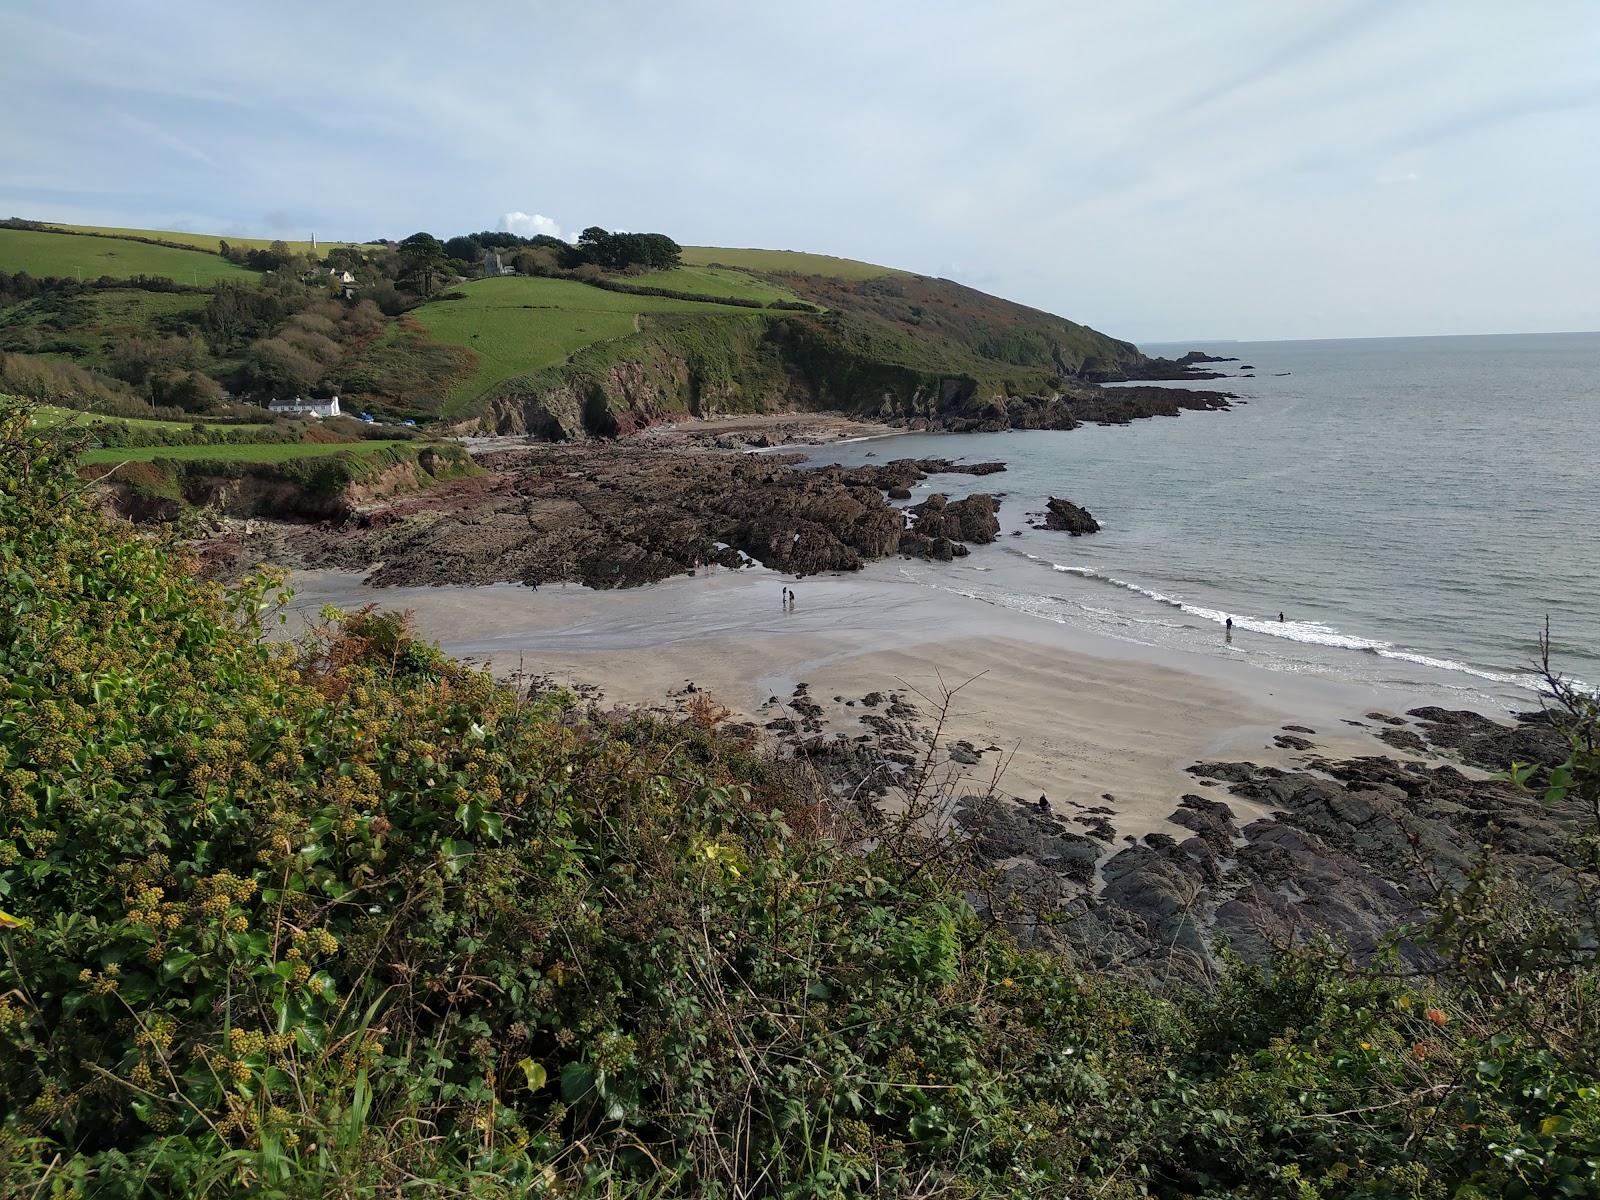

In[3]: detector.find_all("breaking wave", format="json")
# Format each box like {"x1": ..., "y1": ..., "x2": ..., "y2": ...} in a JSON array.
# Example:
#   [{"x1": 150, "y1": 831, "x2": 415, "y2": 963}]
[{"x1": 1014, "y1": 554, "x2": 1554, "y2": 692}]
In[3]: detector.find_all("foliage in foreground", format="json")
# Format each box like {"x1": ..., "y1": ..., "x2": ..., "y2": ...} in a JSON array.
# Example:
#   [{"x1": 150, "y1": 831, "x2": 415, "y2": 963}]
[{"x1": 1, "y1": 398, "x2": 1598, "y2": 1198}]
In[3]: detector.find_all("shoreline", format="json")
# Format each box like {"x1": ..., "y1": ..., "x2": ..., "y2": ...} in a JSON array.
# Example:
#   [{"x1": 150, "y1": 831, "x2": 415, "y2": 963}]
[{"x1": 285, "y1": 562, "x2": 1486, "y2": 843}]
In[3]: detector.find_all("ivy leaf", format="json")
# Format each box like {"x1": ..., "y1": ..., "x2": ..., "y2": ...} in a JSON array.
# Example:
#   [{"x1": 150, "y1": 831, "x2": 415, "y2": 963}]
[
  {"x1": 561, "y1": 1061, "x2": 596, "y2": 1103},
  {"x1": 517, "y1": 1058, "x2": 548, "y2": 1092}
]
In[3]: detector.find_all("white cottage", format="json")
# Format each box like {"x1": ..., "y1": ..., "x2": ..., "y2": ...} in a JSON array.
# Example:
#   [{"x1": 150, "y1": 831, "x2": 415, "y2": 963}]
[{"x1": 269, "y1": 395, "x2": 341, "y2": 419}]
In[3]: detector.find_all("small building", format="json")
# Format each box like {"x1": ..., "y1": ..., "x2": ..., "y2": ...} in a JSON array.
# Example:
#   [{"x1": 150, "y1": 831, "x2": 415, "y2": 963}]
[
  {"x1": 269, "y1": 395, "x2": 341, "y2": 419},
  {"x1": 327, "y1": 268, "x2": 356, "y2": 285},
  {"x1": 482, "y1": 250, "x2": 517, "y2": 278}
]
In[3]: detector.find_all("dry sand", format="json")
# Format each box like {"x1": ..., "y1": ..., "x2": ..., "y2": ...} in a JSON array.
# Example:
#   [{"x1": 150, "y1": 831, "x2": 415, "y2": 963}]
[{"x1": 286, "y1": 563, "x2": 1452, "y2": 841}]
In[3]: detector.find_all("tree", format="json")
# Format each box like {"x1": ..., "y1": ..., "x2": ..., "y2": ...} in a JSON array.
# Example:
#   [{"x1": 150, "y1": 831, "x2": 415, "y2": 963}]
[
  {"x1": 568, "y1": 227, "x2": 681, "y2": 272},
  {"x1": 322, "y1": 246, "x2": 365, "y2": 276},
  {"x1": 398, "y1": 232, "x2": 449, "y2": 297},
  {"x1": 443, "y1": 235, "x2": 483, "y2": 265},
  {"x1": 148, "y1": 367, "x2": 226, "y2": 412}
]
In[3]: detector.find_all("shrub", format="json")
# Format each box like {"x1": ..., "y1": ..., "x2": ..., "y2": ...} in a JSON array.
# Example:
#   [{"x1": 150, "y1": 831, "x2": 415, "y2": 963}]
[{"x1": 1, "y1": 397, "x2": 1597, "y2": 1198}]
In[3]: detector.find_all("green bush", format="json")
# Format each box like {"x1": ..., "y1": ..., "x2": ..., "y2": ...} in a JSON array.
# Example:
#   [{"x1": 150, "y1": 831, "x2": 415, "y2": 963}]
[{"x1": 1, "y1": 396, "x2": 1597, "y2": 1197}]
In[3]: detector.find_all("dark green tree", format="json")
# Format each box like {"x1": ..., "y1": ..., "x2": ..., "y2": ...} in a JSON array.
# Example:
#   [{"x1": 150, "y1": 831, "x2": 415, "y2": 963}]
[{"x1": 398, "y1": 232, "x2": 449, "y2": 297}]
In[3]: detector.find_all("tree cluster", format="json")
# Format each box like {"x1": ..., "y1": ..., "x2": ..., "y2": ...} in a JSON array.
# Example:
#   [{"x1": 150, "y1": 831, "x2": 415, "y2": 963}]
[{"x1": 568, "y1": 226, "x2": 682, "y2": 271}]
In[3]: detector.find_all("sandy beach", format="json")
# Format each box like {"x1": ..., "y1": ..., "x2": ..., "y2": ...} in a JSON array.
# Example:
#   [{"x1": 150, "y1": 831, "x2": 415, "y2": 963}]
[{"x1": 285, "y1": 561, "x2": 1470, "y2": 842}]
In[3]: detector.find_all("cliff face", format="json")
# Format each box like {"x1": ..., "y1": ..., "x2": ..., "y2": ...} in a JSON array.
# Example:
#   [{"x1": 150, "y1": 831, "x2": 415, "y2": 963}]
[{"x1": 475, "y1": 300, "x2": 1224, "y2": 440}]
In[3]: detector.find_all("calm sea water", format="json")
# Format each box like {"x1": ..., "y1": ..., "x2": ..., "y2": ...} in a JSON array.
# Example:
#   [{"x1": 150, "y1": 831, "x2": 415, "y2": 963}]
[{"x1": 802, "y1": 332, "x2": 1600, "y2": 710}]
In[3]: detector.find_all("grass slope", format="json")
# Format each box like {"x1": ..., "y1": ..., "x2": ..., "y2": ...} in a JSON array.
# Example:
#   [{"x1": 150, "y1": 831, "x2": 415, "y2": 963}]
[
  {"x1": 27, "y1": 404, "x2": 264, "y2": 433},
  {"x1": 80, "y1": 438, "x2": 407, "y2": 465},
  {"x1": 414, "y1": 276, "x2": 779, "y2": 416},
  {"x1": 619, "y1": 265, "x2": 802, "y2": 304},
  {"x1": 682, "y1": 245, "x2": 904, "y2": 280},
  {"x1": 43, "y1": 223, "x2": 363, "y2": 255},
  {"x1": 0, "y1": 228, "x2": 253, "y2": 283}
]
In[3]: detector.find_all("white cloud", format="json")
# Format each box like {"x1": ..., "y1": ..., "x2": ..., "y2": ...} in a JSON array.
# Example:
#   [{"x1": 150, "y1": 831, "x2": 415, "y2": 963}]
[{"x1": 501, "y1": 211, "x2": 564, "y2": 240}]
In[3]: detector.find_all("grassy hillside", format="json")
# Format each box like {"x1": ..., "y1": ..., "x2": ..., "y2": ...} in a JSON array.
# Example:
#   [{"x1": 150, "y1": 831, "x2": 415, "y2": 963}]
[
  {"x1": 682, "y1": 244, "x2": 904, "y2": 280},
  {"x1": 42, "y1": 223, "x2": 362, "y2": 256},
  {"x1": 619, "y1": 264, "x2": 802, "y2": 304},
  {"x1": 414, "y1": 276, "x2": 783, "y2": 417},
  {"x1": 27, "y1": 404, "x2": 264, "y2": 433},
  {"x1": 0, "y1": 227, "x2": 253, "y2": 283},
  {"x1": 80, "y1": 437, "x2": 408, "y2": 465},
  {"x1": 0, "y1": 287, "x2": 213, "y2": 369},
  {"x1": 2, "y1": 218, "x2": 1150, "y2": 434}
]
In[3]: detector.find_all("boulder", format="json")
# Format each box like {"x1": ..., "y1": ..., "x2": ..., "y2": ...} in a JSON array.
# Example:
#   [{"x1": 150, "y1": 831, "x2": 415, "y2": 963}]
[{"x1": 1040, "y1": 497, "x2": 1100, "y2": 535}]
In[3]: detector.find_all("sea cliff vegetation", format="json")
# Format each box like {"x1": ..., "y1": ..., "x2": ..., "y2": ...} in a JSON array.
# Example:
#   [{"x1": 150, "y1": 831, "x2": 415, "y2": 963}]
[{"x1": 2, "y1": 399, "x2": 1599, "y2": 1197}]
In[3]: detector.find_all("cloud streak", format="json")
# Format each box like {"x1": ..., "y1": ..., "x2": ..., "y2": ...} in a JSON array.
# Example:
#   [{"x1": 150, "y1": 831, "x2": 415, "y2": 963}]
[{"x1": 1, "y1": 0, "x2": 1595, "y2": 341}]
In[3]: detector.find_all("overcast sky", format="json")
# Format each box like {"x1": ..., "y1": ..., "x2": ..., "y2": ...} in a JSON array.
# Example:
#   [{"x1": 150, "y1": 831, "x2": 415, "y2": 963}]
[{"x1": 4, "y1": 1, "x2": 1597, "y2": 343}]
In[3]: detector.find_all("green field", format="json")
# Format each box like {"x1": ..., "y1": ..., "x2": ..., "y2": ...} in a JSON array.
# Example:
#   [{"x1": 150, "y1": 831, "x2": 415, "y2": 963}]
[
  {"x1": 28, "y1": 404, "x2": 264, "y2": 433},
  {"x1": 0, "y1": 228, "x2": 253, "y2": 283},
  {"x1": 413, "y1": 276, "x2": 776, "y2": 415},
  {"x1": 681, "y1": 245, "x2": 904, "y2": 280},
  {"x1": 43, "y1": 224, "x2": 364, "y2": 256},
  {"x1": 620, "y1": 265, "x2": 802, "y2": 304},
  {"x1": 81, "y1": 439, "x2": 407, "y2": 465}
]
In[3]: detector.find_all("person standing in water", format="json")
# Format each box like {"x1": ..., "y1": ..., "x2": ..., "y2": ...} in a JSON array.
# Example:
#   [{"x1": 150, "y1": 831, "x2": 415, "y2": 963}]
[{"x1": 1278, "y1": 612, "x2": 1285, "y2": 622}]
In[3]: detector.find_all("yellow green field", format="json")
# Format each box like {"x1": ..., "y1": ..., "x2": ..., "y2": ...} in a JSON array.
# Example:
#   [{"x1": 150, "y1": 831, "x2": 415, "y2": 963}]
[
  {"x1": 43, "y1": 224, "x2": 365, "y2": 256},
  {"x1": 81, "y1": 439, "x2": 407, "y2": 465},
  {"x1": 621, "y1": 265, "x2": 802, "y2": 304},
  {"x1": 28, "y1": 404, "x2": 265, "y2": 433},
  {"x1": 413, "y1": 276, "x2": 775, "y2": 415},
  {"x1": 0, "y1": 228, "x2": 253, "y2": 283},
  {"x1": 681, "y1": 246, "x2": 905, "y2": 280}
]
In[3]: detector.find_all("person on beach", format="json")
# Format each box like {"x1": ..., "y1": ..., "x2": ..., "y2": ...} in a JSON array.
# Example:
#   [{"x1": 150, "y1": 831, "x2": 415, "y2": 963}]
[
  {"x1": 1278, "y1": 612, "x2": 1285, "y2": 622},
  {"x1": 1225, "y1": 617, "x2": 1233, "y2": 632}
]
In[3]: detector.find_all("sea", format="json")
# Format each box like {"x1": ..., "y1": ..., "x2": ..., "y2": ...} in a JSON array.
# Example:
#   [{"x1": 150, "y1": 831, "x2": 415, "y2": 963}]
[{"x1": 800, "y1": 332, "x2": 1600, "y2": 712}]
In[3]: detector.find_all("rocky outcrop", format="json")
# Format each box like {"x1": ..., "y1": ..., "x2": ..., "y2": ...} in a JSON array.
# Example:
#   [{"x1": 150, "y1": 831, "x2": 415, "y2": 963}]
[
  {"x1": 292, "y1": 447, "x2": 1009, "y2": 589},
  {"x1": 1038, "y1": 497, "x2": 1100, "y2": 535},
  {"x1": 950, "y1": 707, "x2": 1588, "y2": 978},
  {"x1": 1087, "y1": 349, "x2": 1240, "y2": 383},
  {"x1": 901, "y1": 493, "x2": 1000, "y2": 560}
]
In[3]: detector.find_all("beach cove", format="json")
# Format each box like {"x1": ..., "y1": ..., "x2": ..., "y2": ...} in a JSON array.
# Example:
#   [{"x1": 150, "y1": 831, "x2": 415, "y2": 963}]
[{"x1": 285, "y1": 558, "x2": 1491, "y2": 844}]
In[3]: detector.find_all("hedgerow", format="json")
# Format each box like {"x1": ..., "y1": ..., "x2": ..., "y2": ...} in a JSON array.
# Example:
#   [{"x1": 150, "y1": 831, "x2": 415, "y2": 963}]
[{"x1": 1, "y1": 396, "x2": 1598, "y2": 1197}]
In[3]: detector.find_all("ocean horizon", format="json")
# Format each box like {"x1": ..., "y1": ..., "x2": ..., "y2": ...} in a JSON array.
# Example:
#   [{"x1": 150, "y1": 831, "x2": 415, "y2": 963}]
[{"x1": 801, "y1": 330, "x2": 1600, "y2": 709}]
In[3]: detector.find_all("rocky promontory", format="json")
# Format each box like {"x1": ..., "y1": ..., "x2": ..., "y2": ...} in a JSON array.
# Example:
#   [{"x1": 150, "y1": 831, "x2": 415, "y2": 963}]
[{"x1": 257, "y1": 447, "x2": 1011, "y2": 589}]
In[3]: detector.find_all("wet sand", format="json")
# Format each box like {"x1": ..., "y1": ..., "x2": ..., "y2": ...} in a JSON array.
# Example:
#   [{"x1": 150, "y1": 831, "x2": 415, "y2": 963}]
[{"x1": 284, "y1": 563, "x2": 1466, "y2": 840}]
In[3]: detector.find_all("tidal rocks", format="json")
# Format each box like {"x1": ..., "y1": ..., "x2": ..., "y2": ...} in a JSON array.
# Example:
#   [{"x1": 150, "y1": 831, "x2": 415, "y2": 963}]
[
  {"x1": 954, "y1": 706, "x2": 1595, "y2": 979},
  {"x1": 1038, "y1": 497, "x2": 1100, "y2": 535},
  {"x1": 295, "y1": 446, "x2": 1008, "y2": 589},
  {"x1": 1405, "y1": 706, "x2": 1568, "y2": 770},
  {"x1": 907, "y1": 493, "x2": 1000, "y2": 543}
]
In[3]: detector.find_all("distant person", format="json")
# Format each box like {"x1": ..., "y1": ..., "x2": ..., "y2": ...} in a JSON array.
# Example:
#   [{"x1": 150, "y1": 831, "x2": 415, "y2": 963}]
[
  {"x1": 1225, "y1": 617, "x2": 1233, "y2": 632},
  {"x1": 1037, "y1": 795, "x2": 1049, "y2": 812},
  {"x1": 1278, "y1": 612, "x2": 1285, "y2": 623}
]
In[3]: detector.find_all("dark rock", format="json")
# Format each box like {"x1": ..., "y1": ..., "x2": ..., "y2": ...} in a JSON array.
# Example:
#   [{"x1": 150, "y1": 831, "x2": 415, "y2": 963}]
[
  {"x1": 1405, "y1": 706, "x2": 1569, "y2": 770},
  {"x1": 1039, "y1": 496, "x2": 1101, "y2": 535},
  {"x1": 1378, "y1": 727, "x2": 1428, "y2": 754}
]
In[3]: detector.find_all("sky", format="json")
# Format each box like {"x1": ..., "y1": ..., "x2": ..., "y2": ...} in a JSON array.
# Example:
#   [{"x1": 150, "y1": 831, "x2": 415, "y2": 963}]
[{"x1": 3, "y1": 1, "x2": 1597, "y2": 343}]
